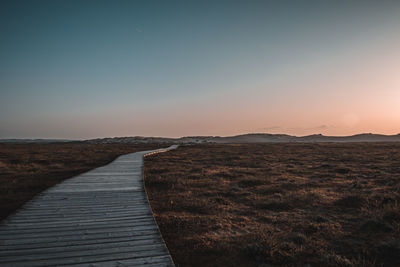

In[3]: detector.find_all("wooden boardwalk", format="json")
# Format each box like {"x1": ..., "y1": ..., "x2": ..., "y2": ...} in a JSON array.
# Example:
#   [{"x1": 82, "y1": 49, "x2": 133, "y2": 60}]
[{"x1": 0, "y1": 146, "x2": 177, "y2": 267}]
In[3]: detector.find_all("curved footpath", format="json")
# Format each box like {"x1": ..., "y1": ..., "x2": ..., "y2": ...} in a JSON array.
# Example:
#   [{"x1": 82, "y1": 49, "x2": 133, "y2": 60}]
[{"x1": 0, "y1": 145, "x2": 177, "y2": 267}]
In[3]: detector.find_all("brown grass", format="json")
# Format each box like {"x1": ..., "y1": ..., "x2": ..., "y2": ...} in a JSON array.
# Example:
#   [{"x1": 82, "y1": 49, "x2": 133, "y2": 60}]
[
  {"x1": 144, "y1": 143, "x2": 400, "y2": 267},
  {"x1": 0, "y1": 143, "x2": 166, "y2": 221}
]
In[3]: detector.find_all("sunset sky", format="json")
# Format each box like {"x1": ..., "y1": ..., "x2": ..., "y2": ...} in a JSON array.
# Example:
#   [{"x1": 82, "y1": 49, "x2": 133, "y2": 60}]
[{"x1": 1, "y1": 1, "x2": 400, "y2": 139}]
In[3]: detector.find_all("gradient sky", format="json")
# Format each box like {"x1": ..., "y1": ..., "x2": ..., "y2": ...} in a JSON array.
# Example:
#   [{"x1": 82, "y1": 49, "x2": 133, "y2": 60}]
[{"x1": 1, "y1": 1, "x2": 400, "y2": 139}]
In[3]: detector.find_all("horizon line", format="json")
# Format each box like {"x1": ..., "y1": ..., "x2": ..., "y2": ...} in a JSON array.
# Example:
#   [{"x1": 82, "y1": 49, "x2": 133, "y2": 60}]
[{"x1": 1, "y1": 132, "x2": 400, "y2": 141}]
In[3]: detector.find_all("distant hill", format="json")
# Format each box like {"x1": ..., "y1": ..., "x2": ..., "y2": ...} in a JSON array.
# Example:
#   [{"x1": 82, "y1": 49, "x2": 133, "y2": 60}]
[
  {"x1": 3, "y1": 133, "x2": 400, "y2": 144},
  {"x1": 82, "y1": 133, "x2": 400, "y2": 144},
  {"x1": 83, "y1": 136, "x2": 210, "y2": 144},
  {"x1": 0, "y1": 139, "x2": 74, "y2": 143}
]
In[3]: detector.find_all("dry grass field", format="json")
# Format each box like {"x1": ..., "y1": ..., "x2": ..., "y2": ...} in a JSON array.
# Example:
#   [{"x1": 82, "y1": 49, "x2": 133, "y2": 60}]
[
  {"x1": 144, "y1": 143, "x2": 400, "y2": 267},
  {"x1": 0, "y1": 143, "x2": 165, "y2": 221}
]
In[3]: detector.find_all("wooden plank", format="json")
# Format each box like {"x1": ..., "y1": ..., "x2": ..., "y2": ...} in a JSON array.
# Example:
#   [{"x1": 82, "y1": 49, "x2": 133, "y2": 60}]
[
  {"x1": 2, "y1": 216, "x2": 155, "y2": 229},
  {"x1": 0, "y1": 221, "x2": 158, "y2": 241},
  {"x1": 1, "y1": 247, "x2": 169, "y2": 266},
  {"x1": 3, "y1": 212, "x2": 153, "y2": 225},
  {"x1": 0, "y1": 209, "x2": 153, "y2": 224},
  {"x1": 0, "y1": 233, "x2": 160, "y2": 250},
  {"x1": 0, "y1": 230, "x2": 159, "y2": 247},
  {"x1": 0, "y1": 238, "x2": 162, "y2": 257},
  {"x1": 0, "y1": 219, "x2": 156, "y2": 236},
  {"x1": 6, "y1": 207, "x2": 152, "y2": 219},
  {"x1": 0, "y1": 242, "x2": 165, "y2": 261},
  {"x1": 0, "y1": 145, "x2": 177, "y2": 266},
  {"x1": 8, "y1": 206, "x2": 149, "y2": 216},
  {"x1": 21, "y1": 202, "x2": 148, "y2": 209},
  {"x1": 67, "y1": 255, "x2": 173, "y2": 267}
]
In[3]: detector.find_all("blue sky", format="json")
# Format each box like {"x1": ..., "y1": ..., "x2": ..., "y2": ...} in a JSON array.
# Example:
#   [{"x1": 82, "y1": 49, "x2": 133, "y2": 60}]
[{"x1": 1, "y1": 1, "x2": 400, "y2": 138}]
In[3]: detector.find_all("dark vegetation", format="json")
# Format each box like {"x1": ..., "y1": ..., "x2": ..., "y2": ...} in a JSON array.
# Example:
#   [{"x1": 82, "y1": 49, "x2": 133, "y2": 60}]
[
  {"x1": 144, "y1": 143, "x2": 400, "y2": 267},
  {"x1": 0, "y1": 143, "x2": 165, "y2": 220}
]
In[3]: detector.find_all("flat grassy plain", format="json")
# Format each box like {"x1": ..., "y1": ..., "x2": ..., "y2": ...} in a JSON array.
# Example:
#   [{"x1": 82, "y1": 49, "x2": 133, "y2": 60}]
[
  {"x1": 144, "y1": 143, "x2": 400, "y2": 267},
  {"x1": 0, "y1": 143, "x2": 165, "y2": 220}
]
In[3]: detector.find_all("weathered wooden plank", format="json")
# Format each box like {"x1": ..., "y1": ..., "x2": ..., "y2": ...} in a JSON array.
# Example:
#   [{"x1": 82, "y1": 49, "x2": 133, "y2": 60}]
[
  {"x1": 0, "y1": 233, "x2": 160, "y2": 250},
  {"x1": 0, "y1": 146, "x2": 177, "y2": 266},
  {"x1": 0, "y1": 242, "x2": 165, "y2": 261},
  {"x1": 0, "y1": 215, "x2": 153, "y2": 229},
  {"x1": 0, "y1": 238, "x2": 162, "y2": 257},
  {"x1": 0, "y1": 219, "x2": 156, "y2": 236},
  {"x1": 24, "y1": 197, "x2": 148, "y2": 204},
  {"x1": 0, "y1": 221, "x2": 158, "y2": 241},
  {"x1": 67, "y1": 255, "x2": 173, "y2": 267},
  {"x1": 22, "y1": 201, "x2": 148, "y2": 209},
  {"x1": 0, "y1": 230, "x2": 159, "y2": 247},
  {"x1": 6, "y1": 208, "x2": 151, "y2": 219},
  {"x1": 3, "y1": 212, "x2": 153, "y2": 225},
  {"x1": 0, "y1": 247, "x2": 168, "y2": 266},
  {"x1": 2, "y1": 214, "x2": 152, "y2": 225},
  {"x1": 8, "y1": 206, "x2": 149, "y2": 216}
]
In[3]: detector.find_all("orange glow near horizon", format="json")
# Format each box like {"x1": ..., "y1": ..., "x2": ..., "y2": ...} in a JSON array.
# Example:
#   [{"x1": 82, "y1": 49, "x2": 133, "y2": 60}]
[{"x1": 1, "y1": 2, "x2": 399, "y2": 139}]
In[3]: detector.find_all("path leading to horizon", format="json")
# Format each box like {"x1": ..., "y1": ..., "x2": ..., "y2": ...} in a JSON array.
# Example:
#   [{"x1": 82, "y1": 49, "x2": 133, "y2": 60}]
[{"x1": 0, "y1": 146, "x2": 177, "y2": 267}]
